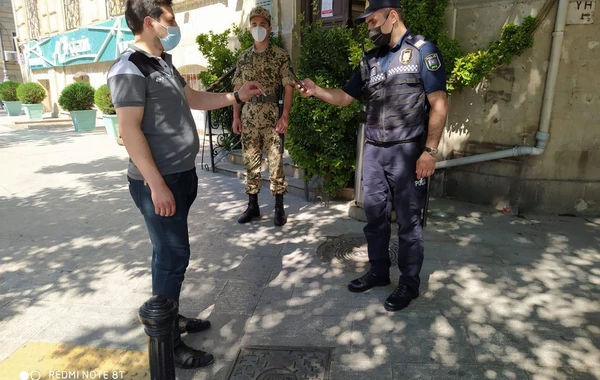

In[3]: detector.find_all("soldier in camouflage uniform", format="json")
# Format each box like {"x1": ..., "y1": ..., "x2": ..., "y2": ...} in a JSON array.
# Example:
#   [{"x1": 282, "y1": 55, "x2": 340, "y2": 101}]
[{"x1": 232, "y1": 6, "x2": 295, "y2": 226}]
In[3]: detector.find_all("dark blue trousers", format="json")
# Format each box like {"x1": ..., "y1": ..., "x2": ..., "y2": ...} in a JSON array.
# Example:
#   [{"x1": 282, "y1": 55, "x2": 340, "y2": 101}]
[
  {"x1": 128, "y1": 168, "x2": 198, "y2": 345},
  {"x1": 362, "y1": 141, "x2": 426, "y2": 293}
]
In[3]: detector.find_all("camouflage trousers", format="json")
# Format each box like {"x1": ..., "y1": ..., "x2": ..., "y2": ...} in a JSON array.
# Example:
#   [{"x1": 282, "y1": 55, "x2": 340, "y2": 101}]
[{"x1": 242, "y1": 126, "x2": 287, "y2": 195}]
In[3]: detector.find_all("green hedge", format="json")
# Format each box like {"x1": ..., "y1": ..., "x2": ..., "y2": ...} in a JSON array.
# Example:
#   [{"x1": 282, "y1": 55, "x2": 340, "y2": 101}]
[
  {"x1": 16, "y1": 82, "x2": 46, "y2": 104},
  {"x1": 58, "y1": 82, "x2": 95, "y2": 111},
  {"x1": 94, "y1": 84, "x2": 115, "y2": 115},
  {"x1": 286, "y1": 21, "x2": 365, "y2": 196},
  {"x1": 0, "y1": 81, "x2": 20, "y2": 102}
]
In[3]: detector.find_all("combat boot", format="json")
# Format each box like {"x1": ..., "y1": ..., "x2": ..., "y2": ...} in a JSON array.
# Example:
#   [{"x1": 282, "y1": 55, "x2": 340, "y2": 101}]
[
  {"x1": 238, "y1": 194, "x2": 260, "y2": 224},
  {"x1": 274, "y1": 194, "x2": 287, "y2": 226}
]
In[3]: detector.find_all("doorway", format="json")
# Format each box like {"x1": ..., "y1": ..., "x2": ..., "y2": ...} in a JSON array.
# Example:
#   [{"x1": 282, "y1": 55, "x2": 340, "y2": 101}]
[{"x1": 38, "y1": 79, "x2": 52, "y2": 113}]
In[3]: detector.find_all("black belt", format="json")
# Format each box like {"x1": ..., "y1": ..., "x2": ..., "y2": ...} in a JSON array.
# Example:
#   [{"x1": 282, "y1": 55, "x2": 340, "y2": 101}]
[
  {"x1": 365, "y1": 135, "x2": 422, "y2": 147},
  {"x1": 247, "y1": 95, "x2": 278, "y2": 103}
]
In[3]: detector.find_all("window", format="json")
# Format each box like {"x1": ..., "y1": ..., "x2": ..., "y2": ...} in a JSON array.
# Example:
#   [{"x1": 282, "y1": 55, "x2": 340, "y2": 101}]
[
  {"x1": 106, "y1": 0, "x2": 126, "y2": 17},
  {"x1": 25, "y1": 0, "x2": 40, "y2": 40},
  {"x1": 63, "y1": 0, "x2": 81, "y2": 30}
]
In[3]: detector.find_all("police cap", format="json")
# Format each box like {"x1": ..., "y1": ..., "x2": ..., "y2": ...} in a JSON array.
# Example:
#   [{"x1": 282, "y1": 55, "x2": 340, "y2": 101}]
[{"x1": 355, "y1": 0, "x2": 401, "y2": 24}]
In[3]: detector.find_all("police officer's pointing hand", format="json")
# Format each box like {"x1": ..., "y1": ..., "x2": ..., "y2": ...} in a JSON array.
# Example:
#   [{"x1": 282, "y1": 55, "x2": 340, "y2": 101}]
[{"x1": 296, "y1": 78, "x2": 317, "y2": 97}]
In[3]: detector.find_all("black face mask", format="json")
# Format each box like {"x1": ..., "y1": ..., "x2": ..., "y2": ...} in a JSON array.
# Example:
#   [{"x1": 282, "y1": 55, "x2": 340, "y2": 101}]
[{"x1": 369, "y1": 14, "x2": 393, "y2": 47}]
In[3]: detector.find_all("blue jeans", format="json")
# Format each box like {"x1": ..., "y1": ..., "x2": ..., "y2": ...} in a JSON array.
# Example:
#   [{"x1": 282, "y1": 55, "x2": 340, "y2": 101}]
[
  {"x1": 128, "y1": 168, "x2": 198, "y2": 344},
  {"x1": 362, "y1": 141, "x2": 426, "y2": 293}
]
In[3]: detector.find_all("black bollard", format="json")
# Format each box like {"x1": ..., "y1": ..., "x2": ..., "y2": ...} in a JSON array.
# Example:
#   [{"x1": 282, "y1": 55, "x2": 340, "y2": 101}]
[{"x1": 139, "y1": 295, "x2": 178, "y2": 380}]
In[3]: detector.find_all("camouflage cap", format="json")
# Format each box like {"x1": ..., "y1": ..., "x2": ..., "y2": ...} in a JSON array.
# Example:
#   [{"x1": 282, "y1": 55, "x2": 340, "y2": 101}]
[{"x1": 249, "y1": 6, "x2": 271, "y2": 24}]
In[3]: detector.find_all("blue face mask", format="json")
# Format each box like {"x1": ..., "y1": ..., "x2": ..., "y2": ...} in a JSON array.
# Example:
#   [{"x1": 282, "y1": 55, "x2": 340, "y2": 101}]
[{"x1": 154, "y1": 22, "x2": 181, "y2": 51}]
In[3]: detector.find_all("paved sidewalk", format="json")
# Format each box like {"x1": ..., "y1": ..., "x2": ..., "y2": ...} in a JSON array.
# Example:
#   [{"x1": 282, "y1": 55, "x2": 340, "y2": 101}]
[{"x1": 0, "y1": 125, "x2": 598, "y2": 380}]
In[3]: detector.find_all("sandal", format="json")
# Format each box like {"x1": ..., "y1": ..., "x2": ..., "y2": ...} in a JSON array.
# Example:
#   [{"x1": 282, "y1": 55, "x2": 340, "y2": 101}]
[
  {"x1": 173, "y1": 342, "x2": 214, "y2": 369},
  {"x1": 178, "y1": 314, "x2": 211, "y2": 334}
]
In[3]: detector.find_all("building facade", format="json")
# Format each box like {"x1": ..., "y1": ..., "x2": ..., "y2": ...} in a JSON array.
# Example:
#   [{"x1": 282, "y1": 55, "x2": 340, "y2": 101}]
[
  {"x1": 11, "y1": 0, "x2": 599, "y2": 214},
  {"x1": 0, "y1": 0, "x2": 21, "y2": 83},
  {"x1": 12, "y1": 0, "x2": 302, "y2": 115}
]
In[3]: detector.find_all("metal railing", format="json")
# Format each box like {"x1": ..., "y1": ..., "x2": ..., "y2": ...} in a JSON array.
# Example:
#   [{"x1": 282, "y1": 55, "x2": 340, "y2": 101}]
[{"x1": 200, "y1": 67, "x2": 239, "y2": 173}]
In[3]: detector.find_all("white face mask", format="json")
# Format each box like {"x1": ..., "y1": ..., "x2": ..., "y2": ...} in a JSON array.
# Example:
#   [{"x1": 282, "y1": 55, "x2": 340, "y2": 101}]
[{"x1": 251, "y1": 26, "x2": 268, "y2": 42}]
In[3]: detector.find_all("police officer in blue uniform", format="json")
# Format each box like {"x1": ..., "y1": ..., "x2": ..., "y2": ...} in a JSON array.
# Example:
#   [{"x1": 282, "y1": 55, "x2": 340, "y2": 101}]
[{"x1": 297, "y1": 0, "x2": 449, "y2": 312}]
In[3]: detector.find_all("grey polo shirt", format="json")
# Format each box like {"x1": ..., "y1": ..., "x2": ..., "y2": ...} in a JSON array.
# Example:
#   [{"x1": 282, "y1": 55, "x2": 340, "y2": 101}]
[{"x1": 107, "y1": 45, "x2": 199, "y2": 180}]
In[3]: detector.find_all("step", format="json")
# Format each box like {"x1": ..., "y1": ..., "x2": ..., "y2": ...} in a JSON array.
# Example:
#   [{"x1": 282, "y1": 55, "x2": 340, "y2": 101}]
[
  {"x1": 215, "y1": 160, "x2": 319, "y2": 201},
  {"x1": 226, "y1": 149, "x2": 305, "y2": 180},
  {"x1": 215, "y1": 158, "x2": 356, "y2": 203}
]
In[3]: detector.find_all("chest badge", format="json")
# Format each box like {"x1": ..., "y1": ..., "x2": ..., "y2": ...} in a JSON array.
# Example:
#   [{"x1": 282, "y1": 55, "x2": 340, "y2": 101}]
[{"x1": 400, "y1": 49, "x2": 413, "y2": 65}]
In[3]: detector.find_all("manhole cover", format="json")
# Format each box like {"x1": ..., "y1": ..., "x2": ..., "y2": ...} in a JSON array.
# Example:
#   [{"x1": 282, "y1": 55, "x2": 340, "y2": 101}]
[
  {"x1": 226, "y1": 346, "x2": 333, "y2": 380},
  {"x1": 316, "y1": 233, "x2": 398, "y2": 272}
]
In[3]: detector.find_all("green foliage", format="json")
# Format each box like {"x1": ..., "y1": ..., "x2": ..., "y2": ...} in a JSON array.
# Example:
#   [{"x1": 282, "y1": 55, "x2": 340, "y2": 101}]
[
  {"x1": 401, "y1": 0, "x2": 461, "y2": 75},
  {"x1": 195, "y1": 25, "x2": 284, "y2": 149},
  {"x1": 287, "y1": 21, "x2": 363, "y2": 196},
  {"x1": 400, "y1": 0, "x2": 535, "y2": 88},
  {"x1": 16, "y1": 82, "x2": 46, "y2": 104},
  {"x1": 449, "y1": 16, "x2": 536, "y2": 91},
  {"x1": 94, "y1": 84, "x2": 115, "y2": 115},
  {"x1": 58, "y1": 82, "x2": 95, "y2": 111},
  {"x1": 0, "y1": 81, "x2": 20, "y2": 101}
]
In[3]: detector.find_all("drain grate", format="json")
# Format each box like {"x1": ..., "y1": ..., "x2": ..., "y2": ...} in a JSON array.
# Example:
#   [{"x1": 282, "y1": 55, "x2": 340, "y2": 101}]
[
  {"x1": 226, "y1": 346, "x2": 333, "y2": 380},
  {"x1": 316, "y1": 233, "x2": 399, "y2": 272}
]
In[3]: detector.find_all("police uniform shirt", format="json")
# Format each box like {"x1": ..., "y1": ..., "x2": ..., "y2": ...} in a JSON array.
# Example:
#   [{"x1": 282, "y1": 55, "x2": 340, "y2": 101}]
[{"x1": 342, "y1": 30, "x2": 447, "y2": 100}]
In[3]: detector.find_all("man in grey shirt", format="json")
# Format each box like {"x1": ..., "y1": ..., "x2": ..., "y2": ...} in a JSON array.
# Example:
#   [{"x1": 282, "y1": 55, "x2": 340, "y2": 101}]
[{"x1": 108, "y1": 0, "x2": 262, "y2": 369}]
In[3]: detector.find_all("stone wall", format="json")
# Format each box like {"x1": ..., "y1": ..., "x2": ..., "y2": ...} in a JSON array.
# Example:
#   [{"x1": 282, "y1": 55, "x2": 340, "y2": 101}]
[{"x1": 437, "y1": 0, "x2": 599, "y2": 214}]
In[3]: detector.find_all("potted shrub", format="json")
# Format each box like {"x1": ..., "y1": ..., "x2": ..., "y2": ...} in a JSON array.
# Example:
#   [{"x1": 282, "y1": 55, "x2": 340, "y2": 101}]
[
  {"x1": 0, "y1": 81, "x2": 22, "y2": 116},
  {"x1": 16, "y1": 82, "x2": 46, "y2": 120},
  {"x1": 94, "y1": 84, "x2": 118, "y2": 139},
  {"x1": 58, "y1": 82, "x2": 97, "y2": 132}
]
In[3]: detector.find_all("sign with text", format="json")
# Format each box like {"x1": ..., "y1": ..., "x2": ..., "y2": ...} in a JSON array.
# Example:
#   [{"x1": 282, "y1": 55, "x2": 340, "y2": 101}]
[
  {"x1": 567, "y1": 0, "x2": 595, "y2": 24},
  {"x1": 256, "y1": 0, "x2": 272, "y2": 16},
  {"x1": 25, "y1": 16, "x2": 134, "y2": 70},
  {"x1": 321, "y1": 0, "x2": 334, "y2": 18}
]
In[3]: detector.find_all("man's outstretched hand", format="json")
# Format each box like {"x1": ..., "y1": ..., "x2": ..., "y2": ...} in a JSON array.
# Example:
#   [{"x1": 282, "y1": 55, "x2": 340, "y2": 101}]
[{"x1": 237, "y1": 81, "x2": 265, "y2": 102}]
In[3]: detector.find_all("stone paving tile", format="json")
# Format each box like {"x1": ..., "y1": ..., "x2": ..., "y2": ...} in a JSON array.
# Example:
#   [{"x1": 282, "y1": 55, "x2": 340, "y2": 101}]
[
  {"x1": 289, "y1": 282, "x2": 388, "y2": 316},
  {"x1": 1, "y1": 127, "x2": 599, "y2": 379},
  {"x1": 242, "y1": 314, "x2": 351, "y2": 348},
  {"x1": 34, "y1": 305, "x2": 144, "y2": 350},
  {"x1": 213, "y1": 280, "x2": 263, "y2": 316},
  {"x1": 183, "y1": 313, "x2": 251, "y2": 362},
  {"x1": 351, "y1": 315, "x2": 476, "y2": 366},
  {"x1": 392, "y1": 364, "x2": 530, "y2": 380},
  {"x1": 330, "y1": 360, "x2": 393, "y2": 380},
  {"x1": 0, "y1": 301, "x2": 70, "y2": 340},
  {"x1": 0, "y1": 338, "x2": 25, "y2": 363}
]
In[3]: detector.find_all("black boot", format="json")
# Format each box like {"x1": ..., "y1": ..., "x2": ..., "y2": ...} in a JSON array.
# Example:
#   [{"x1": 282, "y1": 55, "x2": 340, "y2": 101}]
[
  {"x1": 238, "y1": 194, "x2": 260, "y2": 224},
  {"x1": 274, "y1": 194, "x2": 287, "y2": 226}
]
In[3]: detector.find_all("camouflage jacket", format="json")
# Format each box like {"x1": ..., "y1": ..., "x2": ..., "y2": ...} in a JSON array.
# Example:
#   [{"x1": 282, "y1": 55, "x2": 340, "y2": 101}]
[{"x1": 232, "y1": 43, "x2": 295, "y2": 129}]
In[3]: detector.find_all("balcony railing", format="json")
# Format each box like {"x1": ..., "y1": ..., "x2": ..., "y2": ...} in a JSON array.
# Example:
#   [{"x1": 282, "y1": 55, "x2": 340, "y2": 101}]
[
  {"x1": 63, "y1": 0, "x2": 81, "y2": 30},
  {"x1": 25, "y1": 0, "x2": 40, "y2": 40},
  {"x1": 106, "y1": 0, "x2": 126, "y2": 17}
]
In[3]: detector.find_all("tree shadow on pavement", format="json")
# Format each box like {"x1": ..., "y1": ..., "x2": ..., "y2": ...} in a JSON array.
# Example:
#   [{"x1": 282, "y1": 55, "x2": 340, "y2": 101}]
[{"x1": 1, "y1": 129, "x2": 598, "y2": 380}]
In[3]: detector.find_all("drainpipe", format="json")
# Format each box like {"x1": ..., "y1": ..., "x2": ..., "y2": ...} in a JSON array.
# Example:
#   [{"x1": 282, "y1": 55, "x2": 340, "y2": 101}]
[{"x1": 435, "y1": 0, "x2": 568, "y2": 170}]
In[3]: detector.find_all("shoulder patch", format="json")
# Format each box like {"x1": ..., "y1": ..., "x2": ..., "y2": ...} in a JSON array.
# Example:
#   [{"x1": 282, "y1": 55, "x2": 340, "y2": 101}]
[{"x1": 425, "y1": 53, "x2": 441, "y2": 71}]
